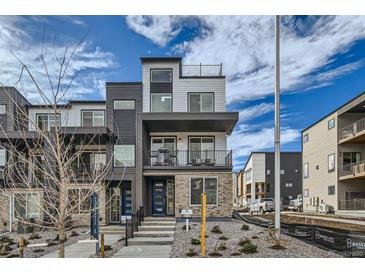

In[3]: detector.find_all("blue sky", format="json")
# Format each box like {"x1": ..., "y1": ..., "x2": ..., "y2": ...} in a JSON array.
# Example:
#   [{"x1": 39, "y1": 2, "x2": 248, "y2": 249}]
[{"x1": 1, "y1": 16, "x2": 365, "y2": 170}]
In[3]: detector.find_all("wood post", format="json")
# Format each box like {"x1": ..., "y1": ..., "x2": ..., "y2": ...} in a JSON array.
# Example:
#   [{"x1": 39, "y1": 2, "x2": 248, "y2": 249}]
[
  {"x1": 100, "y1": 234, "x2": 105, "y2": 258},
  {"x1": 19, "y1": 236, "x2": 24, "y2": 258},
  {"x1": 200, "y1": 192, "x2": 206, "y2": 257}
]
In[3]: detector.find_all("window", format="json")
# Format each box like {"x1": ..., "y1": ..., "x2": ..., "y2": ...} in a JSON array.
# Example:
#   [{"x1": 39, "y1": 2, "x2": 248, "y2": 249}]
[
  {"x1": 328, "y1": 153, "x2": 335, "y2": 172},
  {"x1": 14, "y1": 193, "x2": 41, "y2": 219},
  {"x1": 114, "y1": 145, "x2": 135, "y2": 167},
  {"x1": 343, "y1": 152, "x2": 360, "y2": 168},
  {"x1": 266, "y1": 170, "x2": 271, "y2": 176},
  {"x1": 190, "y1": 177, "x2": 218, "y2": 205},
  {"x1": 328, "y1": 185, "x2": 336, "y2": 195},
  {"x1": 36, "y1": 113, "x2": 61, "y2": 131},
  {"x1": 81, "y1": 110, "x2": 105, "y2": 127},
  {"x1": 266, "y1": 183, "x2": 270, "y2": 192},
  {"x1": 245, "y1": 169, "x2": 252, "y2": 181},
  {"x1": 114, "y1": 100, "x2": 135, "y2": 110},
  {"x1": 151, "y1": 93, "x2": 172, "y2": 112},
  {"x1": 280, "y1": 170, "x2": 285, "y2": 175},
  {"x1": 303, "y1": 134, "x2": 309, "y2": 143},
  {"x1": 0, "y1": 149, "x2": 6, "y2": 167},
  {"x1": 285, "y1": 183, "x2": 293, "y2": 188},
  {"x1": 188, "y1": 93, "x2": 214, "y2": 112},
  {"x1": 151, "y1": 69, "x2": 172, "y2": 83},
  {"x1": 188, "y1": 137, "x2": 214, "y2": 162},
  {"x1": 304, "y1": 189, "x2": 309, "y2": 197},
  {"x1": 304, "y1": 162, "x2": 309, "y2": 178},
  {"x1": 328, "y1": 118, "x2": 335, "y2": 129},
  {"x1": 67, "y1": 189, "x2": 91, "y2": 213},
  {"x1": 0, "y1": 104, "x2": 6, "y2": 114}
]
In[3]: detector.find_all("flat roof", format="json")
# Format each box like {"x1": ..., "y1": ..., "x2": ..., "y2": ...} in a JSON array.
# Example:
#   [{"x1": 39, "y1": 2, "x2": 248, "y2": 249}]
[
  {"x1": 302, "y1": 90, "x2": 365, "y2": 133},
  {"x1": 140, "y1": 56, "x2": 182, "y2": 63},
  {"x1": 106, "y1": 82, "x2": 142, "y2": 86}
]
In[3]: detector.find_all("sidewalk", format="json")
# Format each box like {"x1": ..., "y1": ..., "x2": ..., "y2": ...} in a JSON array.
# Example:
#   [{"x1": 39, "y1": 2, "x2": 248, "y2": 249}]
[
  {"x1": 113, "y1": 245, "x2": 171, "y2": 258},
  {"x1": 42, "y1": 234, "x2": 120, "y2": 258}
]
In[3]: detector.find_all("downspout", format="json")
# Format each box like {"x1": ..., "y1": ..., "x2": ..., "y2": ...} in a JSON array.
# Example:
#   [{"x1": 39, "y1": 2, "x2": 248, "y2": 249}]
[{"x1": 1, "y1": 190, "x2": 12, "y2": 236}]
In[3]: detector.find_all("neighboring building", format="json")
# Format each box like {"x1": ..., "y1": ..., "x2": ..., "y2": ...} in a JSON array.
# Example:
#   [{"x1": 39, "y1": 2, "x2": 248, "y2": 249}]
[
  {"x1": 241, "y1": 152, "x2": 302, "y2": 206},
  {"x1": 0, "y1": 57, "x2": 238, "y2": 226},
  {"x1": 302, "y1": 91, "x2": 365, "y2": 215},
  {"x1": 235, "y1": 170, "x2": 246, "y2": 207}
]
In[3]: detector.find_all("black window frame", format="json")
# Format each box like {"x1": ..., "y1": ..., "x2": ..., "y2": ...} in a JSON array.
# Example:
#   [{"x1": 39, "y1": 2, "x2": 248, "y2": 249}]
[
  {"x1": 328, "y1": 185, "x2": 336, "y2": 195},
  {"x1": 303, "y1": 133, "x2": 309, "y2": 143},
  {"x1": 150, "y1": 68, "x2": 173, "y2": 83},
  {"x1": 187, "y1": 92, "x2": 215, "y2": 112}
]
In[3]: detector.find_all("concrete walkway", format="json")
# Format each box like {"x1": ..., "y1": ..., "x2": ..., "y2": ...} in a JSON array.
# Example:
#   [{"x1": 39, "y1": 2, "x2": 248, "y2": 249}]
[
  {"x1": 42, "y1": 234, "x2": 120, "y2": 258},
  {"x1": 113, "y1": 245, "x2": 171, "y2": 258}
]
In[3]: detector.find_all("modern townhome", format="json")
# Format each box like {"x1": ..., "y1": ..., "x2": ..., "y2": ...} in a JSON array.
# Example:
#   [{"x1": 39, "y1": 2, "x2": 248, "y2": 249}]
[
  {"x1": 0, "y1": 57, "x2": 238, "y2": 227},
  {"x1": 240, "y1": 152, "x2": 302, "y2": 206},
  {"x1": 302, "y1": 91, "x2": 365, "y2": 216}
]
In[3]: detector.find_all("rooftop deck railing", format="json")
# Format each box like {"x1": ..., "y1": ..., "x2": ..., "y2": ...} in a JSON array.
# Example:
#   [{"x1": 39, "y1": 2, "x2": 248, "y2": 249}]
[
  {"x1": 143, "y1": 149, "x2": 232, "y2": 168},
  {"x1": 181, "y1": 64, "x2": 223, "y2": 77},
  {"x1": 338, "y1": 116, "x2": 365, "y2": 141}
]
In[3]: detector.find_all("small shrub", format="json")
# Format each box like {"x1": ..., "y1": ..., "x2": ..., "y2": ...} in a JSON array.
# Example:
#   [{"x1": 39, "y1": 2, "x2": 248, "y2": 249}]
[
  {"x1": 33, "y1": 248, "x2": 45, "y2": 253},
  {"x1": 251, "y1": 235, "x2": 259, "y2": 239},
  {"x1": 210, "y1": 225, "x2": 223, "y2": 234},
  {"x1": 217, "y1": 241, "x2": 227, "y2": 251},
  {"x1": 186, "y1": 248, "x2": 198, "y2": 257},
  {"x1": 47, "y1": 241, "x2": 58, "y2": 247},
  {"x1": 241, "y1": 224, "x2": 250, "y2": 231},
  {"x1": 199, "y1": 234, "x2": 209, "y2": 238},
  {"x1": 182, "y1": 225, "x2": 191, "y2": 231},
  {"x1": 6, "y1": 253, "x2": 19, "y2": 258},
  {"x1": 238, "y1": 237, "x2": 251, "y2": 246},
  {"x1": 240, "y1": 243, "x2": 258, "y2": 254},
  {"x1": 104, "y1": 245, "x2": 113, "y2": 251},
  {"x1": 230, "y1": 252, "x2": 241, "y2": 256},
  {"x1": 191, "y1": 238, "x2": 201, "y2": 245},
  {"x1": 219, "y1": 236, "x2": 229, "y2": 241},
  {"x1": 270, "y1": 244, "x2": 286, "y2": 250},
  {"x1": 29, "y1": 233, "x2": 41, "y2": 240},
  {"x1": 118, "y1": 237, "x2": 125, "y2": 242},
  {"x1": 209, "y1": 252, "x2": 222, "y2": 257}
]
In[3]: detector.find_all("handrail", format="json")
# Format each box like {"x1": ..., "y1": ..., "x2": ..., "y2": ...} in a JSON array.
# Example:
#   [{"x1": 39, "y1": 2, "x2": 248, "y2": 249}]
[
  {"x1": 181, "y1": 63, "x2": 223, "y2": 77},
  {"x1": 339, "y1": 160, "x2": 365, "y2": 177},
  {"x1": 338, "y1": 199, "x2": 365, "y2": 210},
  {"x1": 338, "y1": 116, "x2": 365, "y2": 141}
]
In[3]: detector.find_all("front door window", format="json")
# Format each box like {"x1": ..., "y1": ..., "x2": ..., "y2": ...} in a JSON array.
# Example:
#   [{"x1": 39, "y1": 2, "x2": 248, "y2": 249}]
[
  {"x1": 152, "y1": 181, "x2": 166, "y2": 215},
  {"x1": 109, "y1": 188, "x2": 121, "y2": 223},
  {"x1": 166, "y1": 180, "x2": 175, "y2": 215}
]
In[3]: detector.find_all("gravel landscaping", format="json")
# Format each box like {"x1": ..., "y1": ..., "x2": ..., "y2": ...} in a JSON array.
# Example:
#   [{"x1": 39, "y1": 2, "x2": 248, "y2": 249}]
[
  {"x1": 170, "y1": 219, "x2": 342, "y2": 258},
  {"x1": 0, "y1": 227, "x2": 89, "y2": 258}
]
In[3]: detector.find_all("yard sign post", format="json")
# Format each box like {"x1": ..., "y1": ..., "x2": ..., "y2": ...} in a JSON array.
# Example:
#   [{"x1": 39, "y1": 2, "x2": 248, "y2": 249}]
[{"x1": 201, "y1": 192, "x2": 207, "y2": 256}]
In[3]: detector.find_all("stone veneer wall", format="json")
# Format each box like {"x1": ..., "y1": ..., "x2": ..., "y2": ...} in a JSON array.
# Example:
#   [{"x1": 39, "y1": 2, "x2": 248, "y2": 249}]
[
  {"x1": 0, "y1": 192, "x2": 10, "y2": 231},
  {"x1": 174, "y1": 172, "x2": 233, "y2": 218}
]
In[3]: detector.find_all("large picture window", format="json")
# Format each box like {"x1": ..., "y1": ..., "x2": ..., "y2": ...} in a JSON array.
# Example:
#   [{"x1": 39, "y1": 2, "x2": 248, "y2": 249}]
[
  {"x1": 14, "y1": 193, "x2": 41, "y2": 219},
  {"x1": 151, "y1": 69, "x2": 172, "y2": 83},
  {"x1": 190, "y1": 177, "x2": 218, "y2": 206},
  {"x1": 114, "y1": 100, "x2": 135, "y2": 110},
  {"x1": 81, "y1": 110, "x2": 105, "y2": 127},
  {"x1": 114, "y1": 145, "x2": 135, "y2": 167},
  {"x1": 151, "y1": 93, "x2": 172, "y2": 112},
  {"x1": 188, "y1": 136, "x2": 214, "y2": 162},
  {"x1": 36, "y1": 113, "x2": 61, "y2": 131},
  {"x1": 188, "y1": 93, "x2": 214, "y2": 112}
]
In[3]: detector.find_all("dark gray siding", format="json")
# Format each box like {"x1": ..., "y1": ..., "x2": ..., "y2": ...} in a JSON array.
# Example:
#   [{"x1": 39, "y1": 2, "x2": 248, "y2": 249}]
[
  {"x1": 106, "y1": 83, "x2": 142, "y2": 176},
  {"x1": 265, "y1": 152, "x2": 302, "y2": 205},
  {"x1": 150, "y1": 82, "x2": 172, "y2": 93}
]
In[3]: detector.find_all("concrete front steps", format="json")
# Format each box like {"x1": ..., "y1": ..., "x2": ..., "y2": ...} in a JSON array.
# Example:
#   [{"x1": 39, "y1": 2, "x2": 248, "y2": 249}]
[{"x1": 128, "y1": 217, "x2": 176, "y2": 246}]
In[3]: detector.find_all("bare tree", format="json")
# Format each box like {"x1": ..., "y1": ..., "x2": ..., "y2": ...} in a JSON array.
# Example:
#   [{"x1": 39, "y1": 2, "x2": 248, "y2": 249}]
[{"x1": 0, "y1": 29, "x2": 124, "y2": 258}]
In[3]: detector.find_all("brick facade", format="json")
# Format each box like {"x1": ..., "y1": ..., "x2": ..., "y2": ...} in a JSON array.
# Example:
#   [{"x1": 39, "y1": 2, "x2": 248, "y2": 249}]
[{"x1": 174, "y1": 172, "x2": 233, "y2": 218}]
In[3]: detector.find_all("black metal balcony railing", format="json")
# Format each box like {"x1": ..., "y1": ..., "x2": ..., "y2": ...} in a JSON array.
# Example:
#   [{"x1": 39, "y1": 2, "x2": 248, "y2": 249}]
[
  {"x1": 338, "y1": 117, "x2": 365, "y2": 141},
  {"x1": 338, "y1": 199, "x2": 365, "y2": 210},
  {"x1": 339, "y1": 160, "x2": 365, "y2": 177},
  {"x1": 144, "y1": 150, "x2": 232, "y2": 167},
  {"x1": 181, "y1": 64, "x2": 223, "y2": 77}
]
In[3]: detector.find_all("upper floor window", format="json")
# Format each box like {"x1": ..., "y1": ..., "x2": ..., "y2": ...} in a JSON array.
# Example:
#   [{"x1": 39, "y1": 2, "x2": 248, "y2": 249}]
[
  {"x1": 37, "y1": 113, "x2": 61, "y2": 131},
  {"x1": 188, "y1": 93, "x2": 214, "y2": 112},
  {"x1": 114, "y1": 145, "x2": 135, "y2": 167},
  {"x1": 81, "y1": 110, "x2": 105, "y2": 127},
  {"x1": 304, "y1": 162, "x2": 309, "y2": 178},
  {"x1": 151, "y1": 69, "x2": 172, "y2": 83},
  {"x1": 0, "y1": 104, "x2": 6, "y2": 114},
  {"x1": 328, "y1": 185, "x2": 336, "y2": 195},
  {"x1": 0, "y1": 149, "x2": 6, "y2": 168},
  {"x1": 151, "y1": 93, "x2": 172, "y2": 112},
  {"x1": 114, "y1": 100, "x2": 135, "y2": 110},
  {"x1": 303, "y1": 133, "x2": 309, "y2": 143},
  {"x1": 328, "y1": 118, "x2": 335, "y2": 130},
  {"x1": 245, "y1": 168, "x2": 252, "y2": 181},
  {"x1": 328, "y1": 153, "x2": 335, "y2": 172}
]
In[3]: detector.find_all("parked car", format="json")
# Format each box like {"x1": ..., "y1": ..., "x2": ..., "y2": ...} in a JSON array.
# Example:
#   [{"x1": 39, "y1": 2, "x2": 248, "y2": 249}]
[
  {"x1": 288, "y1": 194, "x2": 303, "y2": 212},
  {"x1": 249, "y1": 198, "x2": 274, "y2": 214}
]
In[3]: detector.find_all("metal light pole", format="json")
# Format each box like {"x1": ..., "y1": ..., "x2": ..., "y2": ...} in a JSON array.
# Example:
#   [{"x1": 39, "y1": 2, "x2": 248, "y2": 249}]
[{"x1": 274, "y1": 15, "x2": 281, "y2": 231}]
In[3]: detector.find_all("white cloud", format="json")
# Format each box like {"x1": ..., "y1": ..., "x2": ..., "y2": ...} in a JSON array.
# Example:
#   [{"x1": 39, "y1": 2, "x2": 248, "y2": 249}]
[
  {"x1": 126, "y1": 16, "x2": 365, "y2": 103},
  {"x1": 0, "y1": 16, "x2": 117, "y2": 103},
  {"x1": 238, "y1": 102, "x2": 274, "y2": 121},
  {"x1": 228, "y1": 126, "x2": 300, "y2": 169}
]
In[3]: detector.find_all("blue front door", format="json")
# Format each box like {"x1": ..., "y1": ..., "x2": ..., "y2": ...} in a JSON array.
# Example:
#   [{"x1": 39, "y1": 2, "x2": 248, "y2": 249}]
[{"x1": 152, "y1": 181, "x2": 166, "y2": 215}]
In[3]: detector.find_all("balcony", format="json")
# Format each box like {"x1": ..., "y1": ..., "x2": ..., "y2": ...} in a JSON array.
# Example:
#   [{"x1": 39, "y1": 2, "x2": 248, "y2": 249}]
[
  {"x1": 143, "y1": 149, "x2": 232, "y2": 169},
  {"x1": 338, "y1": 199, "x2": 365, "y2": 210},
  {"x1": 181, "y1": 64, "x2": 223, "y2": 77},
  {"x1": 338, "y1": 117, "x2": 365, "y2": 144},
  {"x1": 339, "y1": 160, "x2": 365, "y2": 180}
]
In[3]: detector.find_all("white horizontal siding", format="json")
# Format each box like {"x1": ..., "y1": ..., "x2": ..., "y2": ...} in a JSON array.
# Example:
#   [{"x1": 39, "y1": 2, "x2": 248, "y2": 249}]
[{"x1": 28, "y1": 103, "x2": 106, "y2": 131}]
